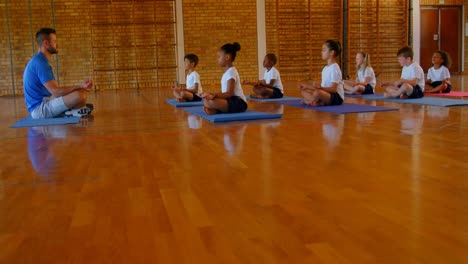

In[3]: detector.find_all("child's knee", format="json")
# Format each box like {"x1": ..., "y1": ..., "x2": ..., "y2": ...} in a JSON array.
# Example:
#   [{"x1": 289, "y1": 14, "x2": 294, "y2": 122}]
[{"x1": 401, "y1": 83, "x2": 412, "y2": 90}]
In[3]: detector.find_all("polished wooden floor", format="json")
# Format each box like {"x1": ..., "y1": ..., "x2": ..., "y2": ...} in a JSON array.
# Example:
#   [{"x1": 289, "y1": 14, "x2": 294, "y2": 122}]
[{"x1": 0, "y1": 78, "x2": 467, "y2": 263}]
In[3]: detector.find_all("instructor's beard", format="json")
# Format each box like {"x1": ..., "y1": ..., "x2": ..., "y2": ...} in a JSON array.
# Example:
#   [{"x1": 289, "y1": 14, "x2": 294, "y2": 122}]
[{"x1": 47, "y1": 46, "x2": 58, "y2": 54}]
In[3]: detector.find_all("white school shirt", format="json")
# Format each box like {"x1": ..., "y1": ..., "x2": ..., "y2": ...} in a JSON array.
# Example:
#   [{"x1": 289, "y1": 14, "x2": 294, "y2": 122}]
[
  {"x1": 221, "y1": 67, "x2": 246, "y2": 101},
  {"x1": 401, "y1": 62, "x2": 425, "y2": 91},
  {"x1": 186, "y1": 71, "x2": 202, "y2": 94},
  {"x1": 357, "y1": 66, "x2": 376, "y2": 90},
  {"x1": 322, "y1": 63, "x2": 344, "y2": 99},
  {"x1": 264, "y1": 66, "x2": 284, "y2": 93},
  {"x1": 427, "y1": 65, "x2": 450, "y2": 82}
]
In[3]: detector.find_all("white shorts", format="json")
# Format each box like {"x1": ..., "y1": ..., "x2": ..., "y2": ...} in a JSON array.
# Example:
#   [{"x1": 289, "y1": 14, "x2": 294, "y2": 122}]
[{"x1": 31, "y1": 97, "x2": 69, "y2": 119}]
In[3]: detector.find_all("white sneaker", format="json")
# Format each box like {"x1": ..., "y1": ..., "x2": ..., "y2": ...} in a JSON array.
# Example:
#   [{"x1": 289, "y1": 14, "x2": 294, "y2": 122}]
[{"x1": 65, "y1": 106, "x2": 92, "y2": 117}]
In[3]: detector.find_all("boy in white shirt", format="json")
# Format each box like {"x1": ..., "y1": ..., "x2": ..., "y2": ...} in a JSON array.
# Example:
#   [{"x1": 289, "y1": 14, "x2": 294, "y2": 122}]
[
  {"x1": 172, "y1": 54, "x2": 203, "y2": 102},
  {"x1": 382, "y1": 46, "x2": 425, "y2": 99},
  {"x1": 425, "y1": 51, "x2": 452, "y2": 93},
  {"x1": 243, "y1": 54, "x2": 284, "y2": 99}
]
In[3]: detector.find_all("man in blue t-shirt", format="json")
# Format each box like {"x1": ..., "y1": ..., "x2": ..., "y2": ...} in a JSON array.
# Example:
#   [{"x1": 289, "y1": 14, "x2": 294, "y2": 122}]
[{"x1": 23, "y1": 28, "x2": 94, "y2": 119}]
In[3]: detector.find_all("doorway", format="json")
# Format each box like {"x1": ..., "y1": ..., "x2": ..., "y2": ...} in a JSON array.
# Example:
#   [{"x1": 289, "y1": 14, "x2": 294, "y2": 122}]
[{"x1": 420, "y1": 6, "x2": 462, "y2": 73}]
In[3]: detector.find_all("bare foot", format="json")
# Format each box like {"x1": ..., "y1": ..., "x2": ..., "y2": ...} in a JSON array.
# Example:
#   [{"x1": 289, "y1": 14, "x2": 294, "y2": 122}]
[
  {"x1": 203, "y1": 107, "x2": 218, "y2": 115},
  {"x1": 312, "y1": 100, "x2": 324, "y2": 106},
  {"x1": 177, "y1": 98, "x2": 186, "y2": 103},
  {"x1": 383, "y1": 92, "x2": 393, "y2": 98},
  {"x1": 441, "y1": 83, "x2": 448, "y2": 92},
  {"x1": 399, "y1": 94, "x2": 409, "y2": 99}
]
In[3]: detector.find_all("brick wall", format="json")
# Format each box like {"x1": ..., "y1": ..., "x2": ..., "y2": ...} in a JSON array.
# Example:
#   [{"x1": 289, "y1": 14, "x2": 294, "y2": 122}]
[
  {"x1": 266, "y1": 0, "x2": 342, "y2": 81},
  {"x1": 55, "y1": 1, "x2": 92, "y2": 89},
  {"x1": 0, "y1": 1, "x2": 13, "y2": 96},
  {"x1": 0, "y1": 0, "x2": 177, "y2": 95},
  {"x1": 89, "y1": 0, "x2": 177, "y2": 90},
  {"x1": 182, "y1": 0, "x2": 258, "y2": 86},
  {"x1": 347, "y1": 0, "x2": 409, "y2": 79},
  {"x1": 2, "y1": 1, "x2": 467, "y2": 96}
]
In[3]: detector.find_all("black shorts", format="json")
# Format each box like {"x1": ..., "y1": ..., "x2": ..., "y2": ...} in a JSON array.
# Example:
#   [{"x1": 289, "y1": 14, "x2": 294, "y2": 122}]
[
  {"x1": 329, "y1": 92, "x2": 343, "y2": 105},
  {"x1": 227, "y1": 96, "x2": 248, "y2": 113},
  {"x1": 271, "y1": 87, "x2": 284, "y2": 99},
  {"x1": 408, "y1": 85, "x2": 424, "y2": 99},
  {"x1": 430, "y1": 81, "x2": 451, "y2": 93},
  {"x1": 362, "y1": 84, "x2": 374, "y2": 94},
  {"x1": 191, "y1": 93, "x2": 202, "y2": 102}
]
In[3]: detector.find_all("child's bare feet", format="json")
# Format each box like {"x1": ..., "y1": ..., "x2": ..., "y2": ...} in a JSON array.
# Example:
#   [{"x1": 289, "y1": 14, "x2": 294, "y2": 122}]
[
  {"x1": 383, "y1": 92, "x2": 393, "y2": 98},
  {"x1": 399, "y1": 94, "x2": 409, "y2": 99},
  {"x1": 312, "y1": 99, "x2": 324, "y2": 106},
  {"x1": 177, "y1": 98, "x2": 186, "y2": 103},
  {"x1": 441, "y1": 83, "x2": 448, "y2": 92},
  {"x1": 203, "y1": 106, "x2": 218, "y2": 115}
]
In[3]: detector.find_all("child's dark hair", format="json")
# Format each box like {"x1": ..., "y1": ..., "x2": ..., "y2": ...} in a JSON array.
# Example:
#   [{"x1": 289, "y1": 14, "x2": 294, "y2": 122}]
[
  {"x1": 265, "y1": 53, "x2": 277, "y2": 65},
  {"x1": 435, "y1": 50, "x2": 452, "y2": 68},
  {"x1": 220, "y1": 42, "x2": 241, "y2": 61},
  {"x1": 397, "y1": 46, "x2": 414, "y2": 60},
  {"x1": 184, "y1": 54, "x2": 199, "y2": 67},
  {"x1": 324, "y1": 40, "x2": 341, "y2": 58}
]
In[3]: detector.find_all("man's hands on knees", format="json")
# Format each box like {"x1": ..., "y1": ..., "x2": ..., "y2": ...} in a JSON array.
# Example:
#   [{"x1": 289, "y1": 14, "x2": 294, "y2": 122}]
[{"x1": 43, "y1": 78, "x2": 93, "y2": 97}]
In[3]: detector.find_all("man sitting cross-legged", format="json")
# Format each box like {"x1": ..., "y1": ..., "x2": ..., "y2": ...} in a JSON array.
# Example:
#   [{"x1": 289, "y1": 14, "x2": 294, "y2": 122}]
[{"x1": 23, "y1": 28, "x2": 94, "y2": 119}]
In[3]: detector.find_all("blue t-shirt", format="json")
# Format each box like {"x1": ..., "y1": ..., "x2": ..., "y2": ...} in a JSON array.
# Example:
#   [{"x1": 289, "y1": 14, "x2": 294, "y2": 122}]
[{"x1": 23, "y1": 52, "x2": 55, "y2": 112}]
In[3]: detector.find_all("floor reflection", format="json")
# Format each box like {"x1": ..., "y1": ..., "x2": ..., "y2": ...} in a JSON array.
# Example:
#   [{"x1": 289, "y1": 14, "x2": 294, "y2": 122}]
[
  {"x1": 426, "y1": 105, "x2": 450, "y2": 119},
  {"x1": 322, "y1": 115, "x2": 345, "y2": 148},
  {"x1": 223, "y1": 124, "x2": 247, "y2": 154},
  {"x1": 27, "y1": 126, "x2": 69, "y2": 176},
  {"x1": 187, "y1": 114, "x2": 202, "y2": 129},
  {"x1": 356, "y1": 101, "x2": 377, "y2": 131},
  {"x1": 400, "y1": 106, "x2": 425, "y2": 135}
]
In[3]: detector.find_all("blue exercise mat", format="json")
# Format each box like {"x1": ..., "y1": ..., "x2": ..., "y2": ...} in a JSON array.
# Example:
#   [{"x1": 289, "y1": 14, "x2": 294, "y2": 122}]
[
  {"x1": 246, "y1": 95, "x2": 302, "y2": 102},
  {"x1": 362, "y1": 94, "x2": 468, "y2": 107},
  {"x1": 344, "y1": 94, "x2": 367, "y2": 98},
  {"x1": 11, "y1": 116, "x2": 81, "y2": 128},
  {"x1": 361, "y1": 94, "x2": 385, "y2": 100},
  {"x1": 279, "y1": 100, "x2": 398, "y2": 114},
  {"x1": 182, "y1": 106, "x2": 282, "y2": 123},
  {"x1": 166, "y1": 98, "x2": 204, "y2": 107}
]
